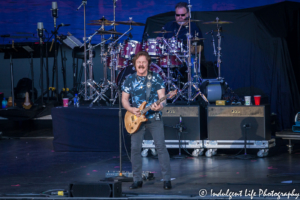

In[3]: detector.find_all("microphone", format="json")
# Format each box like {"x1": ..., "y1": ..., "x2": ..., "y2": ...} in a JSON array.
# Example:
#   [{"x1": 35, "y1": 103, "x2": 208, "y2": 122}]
[
  {"x1": 37, "y1": 22, "x2": 44, "y2": 43},
  {"x1": 51, "y1": 2, "x2": 58, "y2": 28}
]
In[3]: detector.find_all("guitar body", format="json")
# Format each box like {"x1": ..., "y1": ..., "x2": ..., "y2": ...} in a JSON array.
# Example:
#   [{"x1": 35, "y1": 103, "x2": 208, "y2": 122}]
[{"x1": 124, "y1": 102, "x2": 148, "y2": 134}]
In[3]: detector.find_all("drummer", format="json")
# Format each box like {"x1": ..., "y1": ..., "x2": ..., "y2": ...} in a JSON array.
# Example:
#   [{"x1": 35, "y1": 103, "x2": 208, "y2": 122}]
[
  {"x1": 158, "y1": 2, "x2": 204, "y2": 79},
  {"x1": 160, "y1": 2, "x2": 204, "y2": 53}
]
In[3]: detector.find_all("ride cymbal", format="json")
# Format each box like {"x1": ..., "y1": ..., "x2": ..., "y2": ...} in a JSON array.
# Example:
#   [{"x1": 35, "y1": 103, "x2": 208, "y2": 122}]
[
  {"x1": 116, "y1": 21, "x2": 145, "y2": 26},
  {"x1": 96, "y1": 30, "x2": 123, "y2": 35},
  {"x1": 203, "y1": 20, "x2": 233, "y2": 24},
  {"x1": 153, "y1": 30, "x2": 171, "y2": 34}
]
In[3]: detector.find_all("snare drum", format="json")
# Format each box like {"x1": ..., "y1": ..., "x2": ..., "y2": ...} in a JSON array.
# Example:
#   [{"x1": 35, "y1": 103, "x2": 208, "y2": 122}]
[
  {"x1": 167, "y1": 37, "x2": 183, "y2": 54},
  {"x1": 143, "y1": 38, "x2": 164, "y2": 56},
  {"x1": 116, "y1": 63, "x2": 166, "y2": 86},
  {"x1": 122, "y1": 40, "x2": 143, "y2": 59},
  {"x1": 159, "y1": 55, "x2": 182, "y2": 68}
]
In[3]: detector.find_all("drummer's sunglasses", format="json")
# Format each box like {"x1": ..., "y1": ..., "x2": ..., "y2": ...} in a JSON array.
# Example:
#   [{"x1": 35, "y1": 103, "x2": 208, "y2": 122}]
[{"x1": 175, "y1": 13, "x2": 186, "y2": 16}]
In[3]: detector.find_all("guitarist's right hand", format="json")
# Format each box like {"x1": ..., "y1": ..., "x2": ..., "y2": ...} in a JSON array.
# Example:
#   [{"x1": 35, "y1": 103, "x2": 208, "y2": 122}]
[{"x1": 131, "y1": 107, "x2": 141, "y2": 117}]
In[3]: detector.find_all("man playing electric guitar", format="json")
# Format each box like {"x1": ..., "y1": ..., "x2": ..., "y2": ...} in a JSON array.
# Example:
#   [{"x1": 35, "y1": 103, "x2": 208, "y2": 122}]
[{"x1": 121, "y1": 51, "x2": 172, "y2": 190}]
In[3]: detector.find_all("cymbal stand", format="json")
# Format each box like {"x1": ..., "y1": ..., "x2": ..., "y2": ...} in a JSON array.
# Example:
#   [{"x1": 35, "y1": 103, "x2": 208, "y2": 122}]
[
  {"x1": 172, "y1": 1, "x2": 209, "y2": 104},
  {"x1": 91, "y1": 20, "x2": 132, "y2": 106},
  {"x1": 77, "y1": 0, "x2": 88, "y2": 100},
  {"x1": 78, "y1": 28, "x2": 109, "y2": 101},
  {"x1": 215, "y1": 17, "x2": 223, "y2": 80},
  {"x1": 165, "y1": 53, "x2": 181, "y2": 94}
]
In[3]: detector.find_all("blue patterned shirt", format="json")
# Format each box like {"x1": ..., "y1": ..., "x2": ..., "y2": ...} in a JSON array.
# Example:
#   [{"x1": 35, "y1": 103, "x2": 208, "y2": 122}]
[{"x1": 122, "y1": 71, "x2": 165, "y2": 119}]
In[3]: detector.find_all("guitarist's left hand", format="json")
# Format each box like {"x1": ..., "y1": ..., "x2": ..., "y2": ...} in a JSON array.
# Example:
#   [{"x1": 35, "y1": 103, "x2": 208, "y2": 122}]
[{"x1": 151, "y1": 102, "x2": 163, "y2": 111}]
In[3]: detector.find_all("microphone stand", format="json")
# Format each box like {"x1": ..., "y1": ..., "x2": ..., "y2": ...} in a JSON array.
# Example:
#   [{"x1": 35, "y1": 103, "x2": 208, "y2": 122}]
[
  {"x1": 114, "y1": 87, "x2": 132, "y2": 182},
  {"x1": 236, "y1": 124, "x2": 255, "y2": 159},
  {"x1": 173, "y1": 116, "x2": 187, "y2": 159},
  {"x1": 40, "y1": 36, "x2": 44, "y2": 106}
]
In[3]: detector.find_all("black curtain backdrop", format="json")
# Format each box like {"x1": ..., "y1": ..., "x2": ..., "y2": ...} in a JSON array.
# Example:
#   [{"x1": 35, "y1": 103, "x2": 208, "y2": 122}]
[{"x1": 143, "y1": 1, "x2": 300, "y2": 130}]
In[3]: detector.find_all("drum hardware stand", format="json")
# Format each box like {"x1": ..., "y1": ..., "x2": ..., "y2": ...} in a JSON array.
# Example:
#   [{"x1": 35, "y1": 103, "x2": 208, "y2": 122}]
[
  {"x1": 172, "y1": 1, "x2": 209, "y2": 104},
  {"x1": 164, "y1": 54, "x2": 181, "y2": 94},
  {"x1": 78, "y1": 28, "x2": 109, "y2": 101},
  {"x1": 105, "y1": 25, "x2": 132, "y2": 105},
  {"x1": 210, "y1": 17, "x2": 223, "y2": 81},
  {"x1": 77, "y1": 0, "x2": 88, "y2": 100},
  {"x1": 88, "y1": 80, "x2": 110, "y2": 107}
]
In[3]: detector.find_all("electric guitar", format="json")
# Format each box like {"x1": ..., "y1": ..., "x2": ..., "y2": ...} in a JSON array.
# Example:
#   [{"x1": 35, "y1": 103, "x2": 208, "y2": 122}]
[{"x1": 124, "y1": 90, "x2": 177, "y2": 134}]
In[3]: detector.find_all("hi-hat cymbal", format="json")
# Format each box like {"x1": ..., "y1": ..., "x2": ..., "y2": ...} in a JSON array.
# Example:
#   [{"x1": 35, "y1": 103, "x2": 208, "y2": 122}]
[
  {"x1": 153, "y1": 30, "x2": 172, "y2": 34},
  {"x1": 116, "y1": 21, "x2": 145, "y2": 26},
  {"x1": 203, "y1": 20, "x2": 233, "y2": 24},
  {"x1": 96, "y1": 29, "x2": 123, "y2": 35}
]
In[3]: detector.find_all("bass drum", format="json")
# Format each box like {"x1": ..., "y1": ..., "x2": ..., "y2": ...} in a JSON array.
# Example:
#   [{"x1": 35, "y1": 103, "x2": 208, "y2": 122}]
[
  {"x1": 116, "y1": 63, "x2": 166, "y2": 86},
  {"x1": 200, "y1": 80, "x2": 227, "y2": 102}
]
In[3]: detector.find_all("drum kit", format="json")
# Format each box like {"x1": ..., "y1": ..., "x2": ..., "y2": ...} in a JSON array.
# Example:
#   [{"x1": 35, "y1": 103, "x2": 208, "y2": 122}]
[{"x1": 76, "y1": 0, "x2": 233, "y2": 106}]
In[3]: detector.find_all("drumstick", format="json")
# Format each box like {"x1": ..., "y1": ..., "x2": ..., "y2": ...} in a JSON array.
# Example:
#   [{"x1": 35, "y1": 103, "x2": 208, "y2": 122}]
[
  {"x1": 198, "y1": 45, "x2": 202, "y2": 74},
  {"x1": 176, "y1": 23, "x2": 184, "y2": 38},
  {"x1": 49, "y1": 39, "x2": 54, "y2": 52}
]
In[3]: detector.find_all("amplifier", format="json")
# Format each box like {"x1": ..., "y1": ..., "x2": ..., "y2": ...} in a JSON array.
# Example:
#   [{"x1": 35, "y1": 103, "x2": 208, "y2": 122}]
[
  {"x1": 144, "y1": 104, "x2": 207, "y2": 140},
  {"x1": 207, "y1": 105, "x2": 271, "y2": 140},
  {"x1": 68, "y1": 181, "x2": 122, "y2": 197}
]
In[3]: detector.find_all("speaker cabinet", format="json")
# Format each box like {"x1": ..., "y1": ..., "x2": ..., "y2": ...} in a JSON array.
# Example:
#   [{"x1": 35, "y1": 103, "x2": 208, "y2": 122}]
[
  {"x1": 144, "y1": 105, "x2": 207, "y2": 140},
  {"x1": 207, "y1": 105, "x2": 271, "y2": 140},
  {"x1": 68, "y1": 182, "x2": 122, "y2": 197}
]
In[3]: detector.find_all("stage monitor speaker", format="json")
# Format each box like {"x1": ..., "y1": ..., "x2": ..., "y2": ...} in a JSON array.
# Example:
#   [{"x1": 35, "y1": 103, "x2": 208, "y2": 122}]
[
  {"x1": 144, "y1": 105, "x2": 207, "y2": 140},
  {"x1": 207, "y1": 105, "x2": 271, "y2": 140},
  {"x1": 68, "y1": 181, "x2": 122, "y2": 197}
]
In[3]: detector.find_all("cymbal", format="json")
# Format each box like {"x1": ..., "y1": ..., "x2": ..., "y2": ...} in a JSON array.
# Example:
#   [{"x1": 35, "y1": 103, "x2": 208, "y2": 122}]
[
  {"x1": 203, "y1": 20, "x2": 233, "y2": 24},
  {"x1": 173, "y1": 19, "x2": 202, "y2": 24},
  {"x1": 116, "y1": 21, "x2": 145, "y2": 26},
  {"x1": 153, "y1": 30, "x2": 172, "y2": 34},
  {"x1": 8, "y1": 35, "x2": 37, "y2": 39},
  {"x1": 89, "y1": 17, "x2": 119, "y2": 26},
  {"x1": 96, "y1": 29, "x2": 123, "y2": 35},
  {"x1": 88, "y1": 21, "x2": 119, "y2": 26},
  {"x1": 191, "y1": 37, "x2": 206, "y2": 42}
]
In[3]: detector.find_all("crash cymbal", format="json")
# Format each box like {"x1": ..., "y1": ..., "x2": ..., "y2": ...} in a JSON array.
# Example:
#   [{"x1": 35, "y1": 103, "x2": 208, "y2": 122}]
[
  {"x1": 203, "y1": 20, "x2": 233, "y2": 24},
  {"x1": 116, "y1": 21, "x2": 145, "y2": 26},
  {"x1": 191, "y1": 37, "x2": 206, "y2": 42},
  {"x1": 153, "y1": 30, "x2": 172, "y2": 34},
  {"x1": 88, "y1": 22, "x2": 119, "y2": 26},
  {"x1": 89, "y1": 16, "x2": 119, "y2": 26},
  {"x1": 96, "y1": 29, "x2": 123, "y2": 35}
]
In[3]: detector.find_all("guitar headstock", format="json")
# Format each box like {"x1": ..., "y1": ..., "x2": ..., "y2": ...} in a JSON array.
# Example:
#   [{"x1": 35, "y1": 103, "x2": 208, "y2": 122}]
[{"x1": 167, "y1": 90, "x2": 178, "y2": 99}]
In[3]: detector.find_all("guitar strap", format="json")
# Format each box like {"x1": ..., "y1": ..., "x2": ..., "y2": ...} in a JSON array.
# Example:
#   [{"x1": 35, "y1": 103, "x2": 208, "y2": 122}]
[{"x1": 145, "y1": 70, "x2": 153, "y2": 103}]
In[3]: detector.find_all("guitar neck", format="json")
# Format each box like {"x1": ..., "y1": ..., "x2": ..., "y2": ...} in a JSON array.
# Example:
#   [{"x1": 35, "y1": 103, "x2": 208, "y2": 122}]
[{"x1": 141, "y1": 94, "x2": 170, "y2": 115}]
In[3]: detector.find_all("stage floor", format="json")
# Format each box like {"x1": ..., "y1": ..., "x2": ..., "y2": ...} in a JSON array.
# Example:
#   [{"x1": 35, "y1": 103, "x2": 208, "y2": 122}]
[{"x1": 1, "y1": 137, "x2": 300, "y2": 199}]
